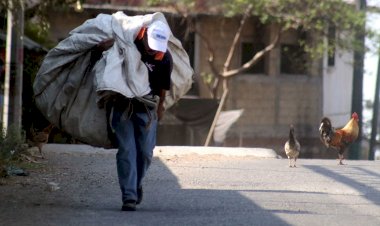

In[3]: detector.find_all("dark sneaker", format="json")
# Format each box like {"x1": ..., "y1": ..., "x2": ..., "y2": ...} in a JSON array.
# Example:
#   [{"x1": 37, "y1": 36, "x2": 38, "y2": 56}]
[
  {"x1": 136, "y1": 187, "x2": 143, "y2": 205},
  {"x1": 121, "y1": 200, "x2": 136, "y2": 211}
]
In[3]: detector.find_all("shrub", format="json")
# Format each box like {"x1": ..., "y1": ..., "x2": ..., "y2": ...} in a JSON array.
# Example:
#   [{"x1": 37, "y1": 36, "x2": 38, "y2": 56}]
[{"x1": 0, "y1": 125, "x2": 27, "y2": 176}]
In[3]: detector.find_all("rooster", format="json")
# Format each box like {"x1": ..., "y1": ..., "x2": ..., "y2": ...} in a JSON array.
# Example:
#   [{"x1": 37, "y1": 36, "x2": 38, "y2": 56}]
[
  {"x1": 284, "y1": 124, "x2": 301, "y2": 167},
  {"x1": 29, "y1": 123, "x2": 54, "y2": 159},
  {"x1": 319, "y1": 112, "x2": 359, "y2": 165}
]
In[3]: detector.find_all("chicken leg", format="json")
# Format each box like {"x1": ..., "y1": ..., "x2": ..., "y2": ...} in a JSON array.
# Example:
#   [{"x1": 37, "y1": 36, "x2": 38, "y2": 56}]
[{"x1": 338, "y1": 154, "x2": 345, "y2": 165}]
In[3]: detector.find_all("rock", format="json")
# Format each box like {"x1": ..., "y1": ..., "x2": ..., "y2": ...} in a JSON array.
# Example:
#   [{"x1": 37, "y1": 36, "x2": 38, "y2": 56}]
[{"x1": 46, "y1": 182, "x2": 60, "y2": 191}]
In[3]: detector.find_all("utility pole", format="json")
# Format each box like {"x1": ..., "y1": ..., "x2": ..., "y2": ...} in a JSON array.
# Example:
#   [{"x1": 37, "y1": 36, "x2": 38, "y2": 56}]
[
  {"x1": 2, "y1": 0, "x2": 24, "y2": 132},
  {"x1": 369, "y1": 50, "x2": 380, "y2": 160},
  {"x1": 2, "y1": 7, "x2": 12, "y2": 131},
  {"x1": 349, "y1": 0, "x2": 366, "y2": 160}
]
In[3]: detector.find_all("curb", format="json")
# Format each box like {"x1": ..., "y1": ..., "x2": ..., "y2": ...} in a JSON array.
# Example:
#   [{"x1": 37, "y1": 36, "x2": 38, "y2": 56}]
[
  {"x1": 43, "y1": 144, "x2": 279, "y2": 158},
  {"x1": 154, "y1": 146, "x2": 279, "y2": 158}
]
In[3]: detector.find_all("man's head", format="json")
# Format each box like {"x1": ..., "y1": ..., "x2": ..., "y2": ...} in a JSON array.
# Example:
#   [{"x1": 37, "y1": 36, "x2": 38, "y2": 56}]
[{"x1": 147, "y1": 21, "x2": 170, "y2": 53}]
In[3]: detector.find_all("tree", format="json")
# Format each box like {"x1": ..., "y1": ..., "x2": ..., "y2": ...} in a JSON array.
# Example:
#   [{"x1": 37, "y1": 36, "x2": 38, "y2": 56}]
[
  {"x1": 1, "y1": 0, "x2": 25, "y2": 133},
  {"x1": 349, "y1": 0, "x2": 366, "y2": 159},
  {"x1": 369, "y1": 48, "x2": 380, "y2": 160},
  {"x1": 0, "y1": 1, "x2": 76, "y2": 133},
  {"x1": 1, "y1": 0, "x2": 78, "y2": 43}
]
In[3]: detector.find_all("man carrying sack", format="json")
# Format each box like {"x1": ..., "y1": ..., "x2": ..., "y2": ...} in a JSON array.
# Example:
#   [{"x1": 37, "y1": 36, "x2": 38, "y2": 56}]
[{"x1": 33, "y1": 12, "x2": 193, "y2": 211}]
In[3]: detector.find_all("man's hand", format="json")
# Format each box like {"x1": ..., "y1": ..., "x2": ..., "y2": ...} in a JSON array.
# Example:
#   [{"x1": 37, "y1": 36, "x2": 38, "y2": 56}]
[
  {"x1": 90, "y1": 39, "x2": 115, "y2": 67},
  {"x1": 157, "y1": 104, "x2": 165, "y2": 121},
  {"x1": 96, "y1": 39, "x2": 115, "y2": 52},
  {"x1": 157, "y1": 90, "x2": 166, "y2": 121}
]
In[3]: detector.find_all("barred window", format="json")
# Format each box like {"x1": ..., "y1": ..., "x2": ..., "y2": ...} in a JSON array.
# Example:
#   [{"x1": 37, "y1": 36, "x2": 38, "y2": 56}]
[
  {"x1": 280, "y1": 44, "x2": 307, "y2": 75},
  {"x1": 241, "y1": 42, "x2": 266, "y2": 74}
]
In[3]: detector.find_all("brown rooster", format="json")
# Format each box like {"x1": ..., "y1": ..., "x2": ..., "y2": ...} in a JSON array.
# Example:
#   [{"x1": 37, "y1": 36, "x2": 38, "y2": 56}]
[
  {"x1": 284, "y1": 124, "x2": 301, "y2": 167},
  {"x1": 29, "y1": 123, "x2": 54, "y2": 159},
  {"x1": 319, "y1": 112, "x2": 359, "y2": 165}
]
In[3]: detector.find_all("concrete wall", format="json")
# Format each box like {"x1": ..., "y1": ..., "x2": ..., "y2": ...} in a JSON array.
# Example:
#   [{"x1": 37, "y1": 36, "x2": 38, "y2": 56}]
[
  {"x1": 227, "y1": 75, "x2": 322, "y2": 138},
  {"x1": 47, "y1": 10, "x2": 94, "y2": 42},
  {"x1": 224, "y1": 75, "x2": 324, "y2": 157},
  {"x1": 322, "y1": 49, "x2": 354, "y2": 127}
]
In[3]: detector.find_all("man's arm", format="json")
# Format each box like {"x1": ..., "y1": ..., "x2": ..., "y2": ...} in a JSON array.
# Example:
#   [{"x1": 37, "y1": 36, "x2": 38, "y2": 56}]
[
  {"x1": 96, "y1": 38, "x2": 115, "y2": 52},
  {"x1": 157, "y1": 89, "x2": 166, "y2": 121}
]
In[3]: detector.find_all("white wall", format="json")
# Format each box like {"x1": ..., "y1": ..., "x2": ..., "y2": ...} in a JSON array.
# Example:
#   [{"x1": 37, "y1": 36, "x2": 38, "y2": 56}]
[{"x1": 323, "y1": 49, "x2": 354, "y2": 127}]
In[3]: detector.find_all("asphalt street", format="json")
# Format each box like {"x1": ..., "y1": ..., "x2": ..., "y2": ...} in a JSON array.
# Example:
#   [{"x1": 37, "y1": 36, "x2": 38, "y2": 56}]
[{"x1": 0, "y1": 144, "x2": 379, "y2": 226}]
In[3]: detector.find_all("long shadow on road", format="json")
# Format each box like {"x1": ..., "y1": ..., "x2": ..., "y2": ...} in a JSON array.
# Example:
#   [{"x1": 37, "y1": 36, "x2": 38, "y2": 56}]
[
  {"x1": 303, "y1": 164, "x2": 380, "y2": 206},
  {"x1": 122, "y1": 157, "x2": 291, "y2": 226}
]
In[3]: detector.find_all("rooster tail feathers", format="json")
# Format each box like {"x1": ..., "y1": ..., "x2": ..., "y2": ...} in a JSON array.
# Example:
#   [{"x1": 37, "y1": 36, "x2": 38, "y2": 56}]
[
  {"x1": 319, "y1": 117, "x2": 332, "y2": 129},
  {"x1": 319, "y1": 117, "x2": 333, "y2": 147},
  {"x1": 319, "y1": 117, "x2": 332, "y2": 132},
  {"x1": 30, "y1": 123, "x2": 54, "y2": 136},
  {"x1": 288, "y1": 125, "x2": 296, "y2": 144},
  {"x1": 43, "y1": 123, "x2": 54, "y2": 133},
  {"x1": 30, "y1": 123, "x2": 36, "y2": 136}
]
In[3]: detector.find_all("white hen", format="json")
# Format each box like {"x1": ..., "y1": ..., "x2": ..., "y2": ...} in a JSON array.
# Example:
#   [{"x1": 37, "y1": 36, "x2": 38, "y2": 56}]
[{"x1": 284, "y1": 124, "x2": 301, "y2": 167}]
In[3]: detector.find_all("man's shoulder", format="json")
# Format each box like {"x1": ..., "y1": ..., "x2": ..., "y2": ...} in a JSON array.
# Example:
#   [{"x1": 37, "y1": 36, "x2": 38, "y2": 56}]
[{"x1": 163, "y1": 51, "x2": 173, "y2": 65}]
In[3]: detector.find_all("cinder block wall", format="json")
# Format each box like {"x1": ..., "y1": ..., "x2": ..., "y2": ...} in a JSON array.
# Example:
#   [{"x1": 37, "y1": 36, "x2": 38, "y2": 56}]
[{"x1": 225, "y1": 75, "x2": 325, "y2": 156}]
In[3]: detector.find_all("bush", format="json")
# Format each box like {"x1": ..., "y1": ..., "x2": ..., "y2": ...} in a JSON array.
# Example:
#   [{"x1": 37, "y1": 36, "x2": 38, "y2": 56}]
[{"x1": 0, "y1": 125, "x2": 27, "y2": 176}]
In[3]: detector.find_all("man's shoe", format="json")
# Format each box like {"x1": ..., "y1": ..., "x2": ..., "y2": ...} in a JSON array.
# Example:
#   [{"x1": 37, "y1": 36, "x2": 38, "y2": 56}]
[
  {"x1": 136, "y1": 187, "x2": 143, "y2": 205},
  {"x1": 121, "y1": 200, "x2": 136, "y2": 211}
]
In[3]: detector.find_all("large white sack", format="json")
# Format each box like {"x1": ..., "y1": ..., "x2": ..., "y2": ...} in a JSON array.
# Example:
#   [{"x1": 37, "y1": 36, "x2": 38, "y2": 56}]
[{"x1": 33, "y1": 12, "x2": 193, "y2": 148}]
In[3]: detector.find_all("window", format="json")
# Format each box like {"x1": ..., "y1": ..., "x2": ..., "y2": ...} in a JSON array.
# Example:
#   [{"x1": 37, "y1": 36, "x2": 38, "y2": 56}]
[
  {"x1": 241, "y1": 42, "x2": 265, "y2": 74},
  {"x1": 280, "y1": 44, "x2": 307, "y2": 74}
]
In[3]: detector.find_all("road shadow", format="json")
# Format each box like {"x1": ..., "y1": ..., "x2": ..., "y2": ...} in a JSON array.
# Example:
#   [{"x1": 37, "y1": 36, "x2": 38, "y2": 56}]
[
  {"x1": 303, "y1": 164, "x2": 380, "y2": 206},
  {"x1": 128, "y1": 157, "x2": 292, "y2": 225},
  {"x1": 352, "y1": 166, "x2": 380, "y2": 179}
]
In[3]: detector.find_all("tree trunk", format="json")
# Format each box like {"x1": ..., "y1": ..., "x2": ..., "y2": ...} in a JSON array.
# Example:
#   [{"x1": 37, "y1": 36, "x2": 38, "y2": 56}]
[
  {"x1": 349, "y1": 0, "x2": 366, "y2": 159},
  {"x1": 204, "y1": 79, "x2": 229, "y2": 146},
  {"x1": 369, "y1": 49, "x2": 380, "y2": 160},
  {"x1": 2, "y1": 3, "x2": 24, "y2": 133}
]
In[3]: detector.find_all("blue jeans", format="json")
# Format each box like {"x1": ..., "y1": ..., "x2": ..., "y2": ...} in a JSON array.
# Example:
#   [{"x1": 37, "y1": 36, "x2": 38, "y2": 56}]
[{"x1": 111, "y1": 104, "x2": 157, "y2": 203}]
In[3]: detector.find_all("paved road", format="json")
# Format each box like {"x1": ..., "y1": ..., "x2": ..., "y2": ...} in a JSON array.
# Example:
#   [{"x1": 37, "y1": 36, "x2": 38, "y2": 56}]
[{"x1": 1, "y1": 144, "x2": 380, "y2": 226}]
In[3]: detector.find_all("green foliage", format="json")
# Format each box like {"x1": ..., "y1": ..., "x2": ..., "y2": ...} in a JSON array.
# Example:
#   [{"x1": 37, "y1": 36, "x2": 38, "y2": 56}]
[
  {"x1": 201, "y1": 72, "x2": 214, "y2": 86},
  {"x1": 0, "y1": 125, "x2": 27, "y2": 175},
  {"x1": 149, "y1": 0, "x2": 372, "y2": 60},
  {"x1": 147, "y1": 0, "x2": 196, "y2": 9},
  {"x1": 1, "y1": 0, "x2": 76, "y2": 46},
  {"x1": 24, "y1": 49, "x2": 45, "y2": 82},
  {"x1": 24, "y1": 20, "x2": 52, "y2": 46},
  {"x1": 225, "y1": 0, "x2": 370, "y2": 59}
]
